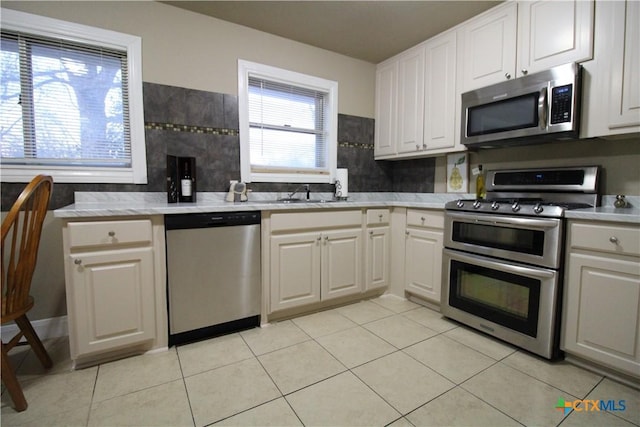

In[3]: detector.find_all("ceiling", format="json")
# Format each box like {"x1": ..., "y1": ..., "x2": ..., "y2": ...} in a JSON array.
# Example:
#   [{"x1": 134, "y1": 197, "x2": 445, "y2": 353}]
[{"x1": 162, "y1": 1, "x2": 502, "y2": 63}]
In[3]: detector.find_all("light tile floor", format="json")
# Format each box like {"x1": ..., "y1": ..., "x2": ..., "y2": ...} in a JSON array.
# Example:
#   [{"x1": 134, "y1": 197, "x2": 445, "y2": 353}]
[{"x1": 2, "y1": 295, "x2": 639, "y2": 427}]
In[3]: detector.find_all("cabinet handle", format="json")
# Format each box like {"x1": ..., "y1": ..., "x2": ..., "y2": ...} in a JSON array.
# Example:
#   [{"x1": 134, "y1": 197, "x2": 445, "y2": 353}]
[
  {"x1": 505, "y1": 72, "x2": 512, "y2": 79},
  {"x1": 609, "y1": 236, "x2": 619, "y2": 244},
  {"x1": 74, "y1": 259, "x2": 82, "y2": 265},
  {"x1": 108, "y1": 231, "x2": 115, "y2": 237},
  {"x1": 521, "y1": 69, "x2": 528, "y2": 75}
]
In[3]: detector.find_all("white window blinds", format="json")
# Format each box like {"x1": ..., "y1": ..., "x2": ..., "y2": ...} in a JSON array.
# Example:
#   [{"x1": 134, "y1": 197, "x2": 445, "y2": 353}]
[
  {"x1": 0, "y1": 30, "x2": 131, "y2": 167},
  {"x1": 238, "y1": 59, "x2": 338, "y2": 184},
  {"x1": 248, "y1": 76, "x2": 329, "y2": 175}
]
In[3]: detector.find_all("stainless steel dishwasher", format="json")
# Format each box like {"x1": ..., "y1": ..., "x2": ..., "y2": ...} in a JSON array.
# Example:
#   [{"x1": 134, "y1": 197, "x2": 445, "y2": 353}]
[{"x1": 165, "y1": 211, "x2": 261, "y2": 346}]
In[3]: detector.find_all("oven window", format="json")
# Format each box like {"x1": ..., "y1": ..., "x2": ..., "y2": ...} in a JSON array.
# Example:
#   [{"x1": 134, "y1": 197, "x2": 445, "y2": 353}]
[
  {"x1": 467, "y1": 93, "x2": 539, "y2": 136},
  {"x1": 449, "y1": 260, "x2": 540, "y2": 337},
  {"x1": 452, "y1": 222, "x2": 544, "y2": 256}
]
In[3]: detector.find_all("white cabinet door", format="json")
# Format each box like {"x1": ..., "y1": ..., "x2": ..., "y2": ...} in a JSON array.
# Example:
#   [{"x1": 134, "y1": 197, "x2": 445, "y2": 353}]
[
  {"x1": 424, "y1": 30, "x2": 457, "y2": 151},
  {"x1": 270, "y1": 232, "x2": 321, "y2": 312},
  {"x1": 563, "y1": 252, "x2": 640, "y2": 378},
  {"x1": 321, "y1": 229, "x2": 362, "y2": 300},
  {"x1": 609, "y1": 0, "x2": 640, "y2": 129},
  {"x1": 517, "y1": 0, "x2": 594, "y2": 76},
  {"x1": 459, "y1": 2, "x2": 517, "y2": 92},
  {"x1": 405, "y1": 228, "x2": 443, "y2": 304},
  {"x1": 374, "y1": 61, "x2": 397, "y2": 157},
  {"x1": 396, "y1": 45, "x2": 426, "y2": 154},
  {"x1": 69, "y1": 247, "x2": 156, "y2": 357},
  {"x1": 366, "y1": 226, "x2": 390, "y2": 291}
]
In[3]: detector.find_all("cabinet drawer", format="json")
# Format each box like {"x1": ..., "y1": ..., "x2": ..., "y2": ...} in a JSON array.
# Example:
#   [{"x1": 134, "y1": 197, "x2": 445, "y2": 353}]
[
  {"x1": 366, "y1": 209, "x2": 390, "y2": 225},
  {"x1": 570, "y1": 222, "x2": 640, "y2": 257},
  {"x1": 68, "y1": 219, "x2": 153, "y2": 249},
  {"x1": 407, "y1": 209, "x2": 444, "y2": 229}
]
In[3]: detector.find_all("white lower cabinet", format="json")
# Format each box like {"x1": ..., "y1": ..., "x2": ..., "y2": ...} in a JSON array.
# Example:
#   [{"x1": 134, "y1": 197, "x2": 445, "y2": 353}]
[
  {"x1": 562, "y1": 220, "x2": 640, "y2": 378},
  {"x1": 365, "y1": 209, "x2": 391, "y2": 291},
  {"x1": 62, "y1": 217, "x2": 166, "y2": 367},
  {"x1": 267, "y1": 210, "x2": 363, "y2": 313},
  {"x1": 404, "y1": 209, "x2": 444, "y2": 304},
  {"x1": 69, "y1": 247, "x2": 156, "y2": 356}
]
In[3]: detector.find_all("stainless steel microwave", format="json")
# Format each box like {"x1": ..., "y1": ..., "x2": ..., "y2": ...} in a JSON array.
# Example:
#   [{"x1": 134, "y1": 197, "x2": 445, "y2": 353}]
[{"x1": 461, "y1": 63, "x2": 582, "y2": 148}]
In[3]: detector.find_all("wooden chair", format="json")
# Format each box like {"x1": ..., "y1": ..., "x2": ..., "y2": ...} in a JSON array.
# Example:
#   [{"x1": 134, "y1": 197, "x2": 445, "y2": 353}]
[{"x1": 1, "y1": 175, "x2": 54, "y2": 412}]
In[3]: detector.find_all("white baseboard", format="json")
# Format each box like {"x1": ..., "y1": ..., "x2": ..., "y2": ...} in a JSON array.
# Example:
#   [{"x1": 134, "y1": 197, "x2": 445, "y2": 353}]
[{"x1": 1, "y1": 316, "x2": 68, "y2": 343}]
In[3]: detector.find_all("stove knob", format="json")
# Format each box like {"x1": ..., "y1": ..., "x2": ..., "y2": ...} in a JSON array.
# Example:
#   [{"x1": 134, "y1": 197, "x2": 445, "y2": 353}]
[
  {"x1": 491, "y1": 201, "x2": 500, "y2": 210},
  {"x1": 533, "y1": 203, "x2": 544, "y2": 214},
  {"x1": 473, "y1": 200, "x2": 481, "y2": 209},
  {"x1": 511, "y1": 202, "x2": 521, "y2": 212},
  {"x1": 456, "y1": 200, "x2": 465, "y2": 208}
]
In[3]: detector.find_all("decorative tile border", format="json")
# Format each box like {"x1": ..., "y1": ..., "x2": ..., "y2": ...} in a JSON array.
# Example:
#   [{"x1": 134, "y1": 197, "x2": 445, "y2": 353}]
[
  {"x1": 145, "y1": 122, "x2": 374, "y2": 150},
  {"x1": 338, "y1": 141, "x2": 374, "y2": 150},
  {"x1": 145, "y1": 122, "x2": 239, "y2": 136}
]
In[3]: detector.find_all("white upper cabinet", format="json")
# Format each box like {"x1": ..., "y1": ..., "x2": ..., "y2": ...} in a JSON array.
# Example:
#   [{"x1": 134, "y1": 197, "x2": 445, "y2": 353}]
[
  {"x1": 517, "y1": 0, "x2": 594, "y2": 76},
  {"x1": 424, "y1": 31, "x2": 458, "y2": 151},
  {"x1": 374, "y1": 30, "x2": 459, "y2": 159},
  {"x1": 396, "y1": 45, "x2": 426, "y2": 154},
  {"x1": 458, "y1": 2, "x2": 518, "y2": 92},
  {"x1": 582, "y1": 0, "x2": 640, "y2": 137},
  {"x1": 608, "y1": 0, "x2": 640, "y2": 130},
  {"x1": 458, "y1": 0, "x2": 593, "y2": 93},
  {"x1": 374, "y1": 60, "x2": 397, "y2": 157}
]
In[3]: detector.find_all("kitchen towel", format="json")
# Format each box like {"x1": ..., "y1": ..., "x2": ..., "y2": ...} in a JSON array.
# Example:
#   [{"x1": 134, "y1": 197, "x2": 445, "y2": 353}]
[{"x1": 335, "y1": 168, "x2": 348, "y2": 198}]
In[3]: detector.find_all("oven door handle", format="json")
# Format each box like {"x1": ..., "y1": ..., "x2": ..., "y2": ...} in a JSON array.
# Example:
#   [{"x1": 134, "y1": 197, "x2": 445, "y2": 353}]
[
  {"x1": 446, "y1": 212, "x2": 560, "y2": 230},
  {"x1": 444, "y1": 249, "x2": 556, "y2": 279}
]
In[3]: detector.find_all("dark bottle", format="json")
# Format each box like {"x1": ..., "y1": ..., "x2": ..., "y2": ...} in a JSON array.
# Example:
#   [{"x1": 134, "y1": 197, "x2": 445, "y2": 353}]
[{"x1": 181, "y1": 161, "x2": 192, "y2": 199}]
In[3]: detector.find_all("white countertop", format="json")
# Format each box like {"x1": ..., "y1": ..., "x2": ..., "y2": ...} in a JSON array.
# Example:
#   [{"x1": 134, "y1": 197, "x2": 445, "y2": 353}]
[
  {"x1": 53, "y1": 192, "x2": 640, "y2": 224},
  {"x1": 53, "y1": 192, "x2": 469, "y2": 218}
]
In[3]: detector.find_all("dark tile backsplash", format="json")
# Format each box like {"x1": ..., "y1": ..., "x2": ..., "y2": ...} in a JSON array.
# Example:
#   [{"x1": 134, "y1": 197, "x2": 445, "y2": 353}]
[{"x1": 1, "y1": 82, "x2": 435, "y2": 210}]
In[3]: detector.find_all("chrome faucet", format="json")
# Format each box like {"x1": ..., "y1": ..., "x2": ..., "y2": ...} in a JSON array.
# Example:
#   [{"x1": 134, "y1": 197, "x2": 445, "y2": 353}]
[{"x1": 288, "y1": 184, "x2": 310, "y2": 200}]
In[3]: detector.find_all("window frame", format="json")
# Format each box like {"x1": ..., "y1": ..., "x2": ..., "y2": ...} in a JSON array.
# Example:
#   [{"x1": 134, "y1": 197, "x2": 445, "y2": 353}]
[
  {"x1": 0, "y1": 8, "x2": 147, "y2": 184},
  {"x1": 238, "y1": 59, "x2": 338, "y2": 184}
]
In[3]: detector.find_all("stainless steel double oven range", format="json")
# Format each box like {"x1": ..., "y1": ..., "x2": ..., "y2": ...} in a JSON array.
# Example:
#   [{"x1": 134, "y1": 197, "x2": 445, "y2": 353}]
[{"x1": 441, "y1": 166, "x2": 600, "y2": 359}]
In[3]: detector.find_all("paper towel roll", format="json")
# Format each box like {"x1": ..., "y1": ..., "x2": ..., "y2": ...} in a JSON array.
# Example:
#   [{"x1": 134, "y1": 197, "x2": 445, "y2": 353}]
[{"x1": 335, "y1": 168, "x2": 348, "y2": 198}]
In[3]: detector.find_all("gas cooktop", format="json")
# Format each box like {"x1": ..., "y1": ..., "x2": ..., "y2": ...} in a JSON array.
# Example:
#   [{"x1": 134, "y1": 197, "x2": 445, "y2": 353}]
[{"x1": 445, "y1": 166, "x2": 601, "y2": 218}]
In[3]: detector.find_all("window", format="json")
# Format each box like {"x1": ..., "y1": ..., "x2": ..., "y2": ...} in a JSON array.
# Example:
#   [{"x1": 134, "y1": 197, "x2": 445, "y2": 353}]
[
  {"x1": 238, "y1": 60, "x2": 337, "y2": 183},
  {"x1": 0, "y1": 9, "x2": 146, "y2": 184}
]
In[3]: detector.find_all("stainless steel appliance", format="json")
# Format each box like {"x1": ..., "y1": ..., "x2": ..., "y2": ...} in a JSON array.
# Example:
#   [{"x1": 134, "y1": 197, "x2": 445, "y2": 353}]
[
  {"x1": 461, "y1": 62, "x2": 582, "y2": 148},
  {"x1": 441, "y1": 166, "x2": 600, "y2": 359},
  {"x1": 165, "y1": 211, "x2": 261, "y2": 346}
]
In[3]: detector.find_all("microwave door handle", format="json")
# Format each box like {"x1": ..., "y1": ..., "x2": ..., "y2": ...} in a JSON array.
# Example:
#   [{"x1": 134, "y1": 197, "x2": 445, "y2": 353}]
[{"x1": 538, "y1": 86, "x2": 548, "y2": 129}]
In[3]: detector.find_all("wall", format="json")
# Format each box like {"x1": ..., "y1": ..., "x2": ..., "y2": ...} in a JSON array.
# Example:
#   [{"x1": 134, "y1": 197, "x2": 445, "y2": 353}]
[
  {"x1": 2, "y1": 1, "x2": 375, "y2": 118},
  {"x1": 434, "y1": 137, "x2": 640, "y2": 197}
]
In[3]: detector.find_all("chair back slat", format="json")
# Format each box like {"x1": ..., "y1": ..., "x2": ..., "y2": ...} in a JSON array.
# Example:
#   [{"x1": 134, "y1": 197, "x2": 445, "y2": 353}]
[{"x1": 1, "y1": 175, "x2": 53, "y2": 317}]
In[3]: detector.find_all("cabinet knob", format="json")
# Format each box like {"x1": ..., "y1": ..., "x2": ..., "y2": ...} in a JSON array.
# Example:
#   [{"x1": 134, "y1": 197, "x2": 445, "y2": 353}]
[
  {"x1": 609, "y1": 236, "x2": 619, "y2": 244},
  {"x1": 369, "y1": 230, "x2": 374, "y2": 236},
  {"x1": 521, "y1": 69, "x2": 528, "y2": 75},
  {"x1": 108, "y1": 231, "x2": 115, "y2": 237},
  {"x1": 317, "y1": 236, "x2": 322, "y2": 241},
  {"x1": 505, "y1": 72, "x2": 512, "y2": 79},
  {"x1": 416, "y1": 144, "x2": 420, "y2": 150},
  {"x1": 74, "y1": 259, "x2": 82, "y2": 265},
  {"x1": 405, "y1": 230, "x2": 410, "y2": 236},
  {"x1": 421, "y1": 216, "x2": 426, "y2": 222}
]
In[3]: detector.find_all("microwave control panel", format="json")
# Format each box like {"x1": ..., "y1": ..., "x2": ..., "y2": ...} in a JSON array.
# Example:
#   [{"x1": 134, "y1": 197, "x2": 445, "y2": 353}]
[{"x1": 550, "y1": 84, "x2": 573, "y2": 124}]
